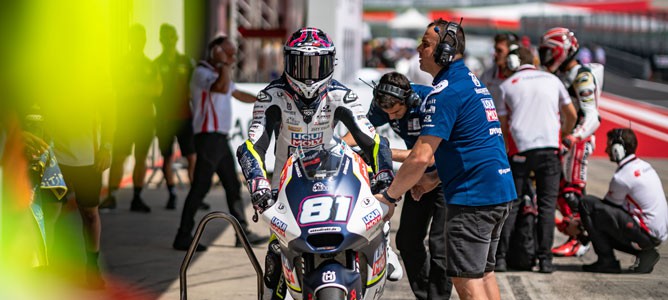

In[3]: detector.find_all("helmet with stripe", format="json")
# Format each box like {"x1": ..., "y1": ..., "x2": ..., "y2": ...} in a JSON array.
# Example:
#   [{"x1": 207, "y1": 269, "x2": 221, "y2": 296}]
[
  {"x1": 284, "y1": 27, "x2": 335, "y2": 100},
  {"x1": 539, "y1": 27, "x2": 579, "y2": 73}
]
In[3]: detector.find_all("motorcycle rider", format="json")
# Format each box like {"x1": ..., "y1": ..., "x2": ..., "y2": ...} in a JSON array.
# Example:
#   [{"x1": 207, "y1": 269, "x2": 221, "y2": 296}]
[
  {"x1": 539, "y1": 27, "x2": 603, "y2": 257},
  {"x1": 236, "y1": 27, "x2": 403, "y2": 298}
]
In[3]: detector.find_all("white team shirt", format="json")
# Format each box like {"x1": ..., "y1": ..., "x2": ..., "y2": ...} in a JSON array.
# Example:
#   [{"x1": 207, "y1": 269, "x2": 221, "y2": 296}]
[
  {"x1": 606, "y1": 155, "x2": 668, "y2": 242},
  {"x1": 497, "y1": 65, "x2": 571, "y2": 153},
  {"x1": 190, "y1": 61, "x2": 236, "y2": 135}
]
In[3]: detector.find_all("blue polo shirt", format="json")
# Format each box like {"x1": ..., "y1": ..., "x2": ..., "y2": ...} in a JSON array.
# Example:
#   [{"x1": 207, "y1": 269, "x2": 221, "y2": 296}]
[
  {"x1": 366, "y1": 84, "x2": 433, "y2": 149},
  {"x1": 421, "y1": 60, "x2": 516, "y2": 206}
]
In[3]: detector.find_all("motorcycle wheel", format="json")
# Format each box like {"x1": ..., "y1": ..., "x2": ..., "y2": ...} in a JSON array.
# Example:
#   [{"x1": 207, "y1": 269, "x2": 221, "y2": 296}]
[{"x1": 315, "y1": 287, "x2": 346, "y2": 300}]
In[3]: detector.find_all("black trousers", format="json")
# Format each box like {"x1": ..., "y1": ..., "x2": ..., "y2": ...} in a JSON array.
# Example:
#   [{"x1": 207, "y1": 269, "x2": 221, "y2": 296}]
[
  {"x1": 498, "y1": 148, "x2": 561, "y2": 261},
  {"x1": 396, "y1": 186, "x2": 452, "y2": 300},
  {"x1": 178, "y1": 133, "x2": 247, "y2": 235},
  {"x1": 579, "y1": 195, "x2": 660, "y2": 261}
]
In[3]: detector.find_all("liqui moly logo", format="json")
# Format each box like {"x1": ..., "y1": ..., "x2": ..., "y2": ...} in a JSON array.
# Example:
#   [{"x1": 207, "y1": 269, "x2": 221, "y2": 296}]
[
  {"x1": 363, "y1": 209, "x2": 382, "y2": 230},
  {"x1": 291, "y1": 132, "x2": 324, "y2": 147}
]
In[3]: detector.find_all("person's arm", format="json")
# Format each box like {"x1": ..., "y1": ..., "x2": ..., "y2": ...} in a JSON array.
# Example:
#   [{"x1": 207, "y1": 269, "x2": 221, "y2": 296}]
[
  {"x1": 567, "y1": 67, "x2": 600, "y2": 143},
  {"x1": 381, "y1": 135, "x2": 441, "y2": 201},
  {"x1": 232, "y1": 89, "x2": 257, "y2": 103},
  {"x1": 560, "y1": 102, "x2": 577, "y2": 140},
  {"x1": 391, "y1": 149, "x2": 411, "y2": 162},
  {"x1": 341, "y1": 132, "x2": 356, "y2": 146},
  {"x1": 211, "y1": 63, "x2": 232, "y2": 94},
  {"x1": 236, "y1": 93, "x2": 280, "y2": 183}
]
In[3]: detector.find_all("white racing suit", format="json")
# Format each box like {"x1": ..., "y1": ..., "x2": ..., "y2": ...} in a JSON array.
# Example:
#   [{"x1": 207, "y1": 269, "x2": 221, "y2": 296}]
[
  {"x1": 557, "y1": 63, "x2": 603, "y2": 218},
  {"x1": 237, "y1": 76, "x2": 400, "y2": 299}
]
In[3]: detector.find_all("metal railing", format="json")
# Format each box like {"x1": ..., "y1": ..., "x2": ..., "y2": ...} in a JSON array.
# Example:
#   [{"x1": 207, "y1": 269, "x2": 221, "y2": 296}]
[{"x1": 179, "y1": 212, "x2": 264, "y2": 300}]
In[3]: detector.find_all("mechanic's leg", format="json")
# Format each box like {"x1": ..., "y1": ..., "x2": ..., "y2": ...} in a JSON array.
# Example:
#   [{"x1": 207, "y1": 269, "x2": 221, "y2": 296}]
[
  {"x1": 425, "y1": 188, "x2": 452, "y2": 299},
  {"x1": 396, "y1": 192, "x2": 431, "y2": 299}
]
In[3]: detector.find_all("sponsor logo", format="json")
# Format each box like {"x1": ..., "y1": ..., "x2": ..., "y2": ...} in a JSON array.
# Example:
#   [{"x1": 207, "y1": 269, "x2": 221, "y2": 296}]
[
  {"x1": 489, "y1": 127, "x2": 503, "y2": 136},
  {"x1": 294, "y1": 162, "x2": 303, "y2": 177},
  {"x1": 361, "y1": 197, "x2": 375, "y2": 208},
  {"x1": 286, "y1": 117, "x2": 300, "y2": 125},
  {"x1": 344, "y1": 91, "x2": 357, "y2": 103},
  {"x1": 433, "y1": 80, "x2": 449, "y2": 92},
  {"x1": 291, "y1": 132, "x2": 324, "y2": 147},
  {"x1": 287, "y1": 125, "x2": 302, "y2": 132},
  {"x1": 307, "y1": 226, "x2": 341, "y2": 234},
  {"x1": 271, "y1": 216, "x2": 288, "y2": 237},
  {"x1": 257, "y1": 91, "x2": 271, "y2": 102},
  {"x1": 372, "y1": 244, "x2": 386, "y2": 276},
  {"x1": 498, "y1": 168, "x2": 511, "y2": 175},
  {"x1": 302, "y1": 109, "x2": 315, "y2": 117},
  {"x1": 276, "y1": 202, "x2": 287, "y2": 214},
  {"x1": 312, "y1": 182, "x2": 328, "y2": 192},
  {"x1": 423, "y1": 115, "x2": 432, "y2": 123},
  {"x1": 481, "y1": 98, "x2": 495, "y2": 109},
  {"x1": 475, "y1": 87, "x2": 490, "y2": 95},
  {"x1": 286, "y1": 101, "x2": 292, "y2": 111},
  {"x1": 322, "y1": 271, "x2": 336, "y2": 283},
  {"x1": 321, "y1": 104, "x2": 331, "y2": 112},
  {"x1": 362, "y1": 209, "x2": 382, "y2": 230},
  {"x1": 486, "y1": 110, "x2": 498, "y2": 121},
  {"x1": 469, "y1": 72, "x2": 482, "y2": 87},
  {"x1": 342, "y1": 158, "x2": 350, "y2": 175}
]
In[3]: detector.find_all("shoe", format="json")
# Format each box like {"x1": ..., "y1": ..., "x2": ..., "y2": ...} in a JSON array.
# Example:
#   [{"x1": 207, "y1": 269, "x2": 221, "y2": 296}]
[
  {"x1": 199, "y1": 201, "x2": 211, "y2": 210},
  {"x1": 99, "y1": 195, "x2": 117, "y2": 210},
  {"x1": 552, "y1": 238, "x2": 590, "y2": 257},
  {"x1": 130, "y1": 197, "x2": 151, "y2": 213},
  {"x1": 538, "y1": 258, "x2": 555, "y2": 273},
  {"x1": 630, "y1": 248, "x2": 660, "y2": 274},
  {"x1": 173, "y1": 232, "x2": 207, "y2": 252},
  {"x1": 236, "y1": 231, "x2": 270, "y2": 247},
  {"x1": 495, "y1": 258, "x2": 507, "y2": 272},
  {"x1": 583, "y1": 259, "x2": 621, "y2": 273},
  {"x1": 166, "y1": 194, "x2": 176, "y2": 210},
  {"x1": 386, "y1": 245, "x2": 404, "y2": 281}
]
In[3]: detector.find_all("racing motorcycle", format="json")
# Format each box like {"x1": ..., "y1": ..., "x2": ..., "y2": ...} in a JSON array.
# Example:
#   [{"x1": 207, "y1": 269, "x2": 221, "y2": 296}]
[{"x1": 261, "y1": 144, "x2": 391, "y2": 300}]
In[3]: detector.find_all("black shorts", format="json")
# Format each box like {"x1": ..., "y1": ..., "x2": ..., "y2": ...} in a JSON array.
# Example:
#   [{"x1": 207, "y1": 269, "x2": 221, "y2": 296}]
[
  {"x1": 445, "y1": 201, "x2": 511, "y2": 278},
  {"x1": 59, "y1": 165, "x2": 102, "y2": 208},
  {"x1": 113, "y1": 115, "x2": 155, "y2": 158},
  {"x1": 156, "y1": 118, "x2": 195, "y2": 157}
]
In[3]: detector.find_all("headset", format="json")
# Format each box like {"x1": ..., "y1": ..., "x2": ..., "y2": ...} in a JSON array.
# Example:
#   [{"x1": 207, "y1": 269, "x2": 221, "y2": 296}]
[
  {"x1": 433, "y1": 19, "x2": 462, "y2": 68},
  {"x1": 506, "y1": 43, "x2": 521, "y2": 71},
  {"x1": 610, "y1": 128, "x2": 626, "y2": 163},
  {"x1": 374, "y1": 83, "x2": 421, "y2": 108}
]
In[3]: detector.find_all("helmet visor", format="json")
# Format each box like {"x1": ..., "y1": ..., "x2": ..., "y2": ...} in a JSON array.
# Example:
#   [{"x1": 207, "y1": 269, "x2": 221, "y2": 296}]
[{"x1": 285, "y1": 54, "x2": 334, "y2": 82}]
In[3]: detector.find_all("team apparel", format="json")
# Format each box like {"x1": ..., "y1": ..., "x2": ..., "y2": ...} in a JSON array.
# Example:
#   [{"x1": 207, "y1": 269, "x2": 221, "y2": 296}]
[
  {"x1": 237, "y1": 76, "x2": 393, "y2": 188},
  {"x1": 420, "y1": 60, "x2": 516, "y2": 206},
  {"x1": 190, "y1": 61, "x2": 236, "y2": 135},
  {"x1": 607, "y1": 155, "x2": 668, "y2": 242},
  {"x1": 498, "y1": 64, "x2": 571, "y2": 152}
]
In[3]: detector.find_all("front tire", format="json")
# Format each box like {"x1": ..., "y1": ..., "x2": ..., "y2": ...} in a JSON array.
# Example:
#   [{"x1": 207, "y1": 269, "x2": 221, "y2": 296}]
[{"x1": 315, "y1": 287, "x2": 346, "y2": 300}]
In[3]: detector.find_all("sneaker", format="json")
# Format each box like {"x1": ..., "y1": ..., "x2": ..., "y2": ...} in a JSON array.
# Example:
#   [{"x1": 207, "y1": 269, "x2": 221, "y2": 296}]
[
  {"x1": 99, "y1": 195, "x2": 117, "y2": 210},
  {"x1": 166, "y1": 194, "x2": 176, "y2": 210},
  {"x1": 552, "y1": 238, "x2": 590, "y2": 257},
  {"x1": 583, "y1": 260, "x2": 621, "y2": 273},
  {"x1": 173, "y1": 232, "x2": 207, "y2": 252},
  {"x1": 630, "y1": 248, "x2": 660, "y2": 274},
  {"x1": 495, "y1": 258, "x2": 507, "y2": 272},
  {"x1": 386, "y1": 245, "x2": 404, "y2": 281},
  {"x1": 538, "y1": 258, "x2": 555, "y2": 273},
  {"x1": 199, "y1": 201, "x2": 211, "y2": 210},
  {"x1": 130, "y1": 197, "x2": 151, "y2": 213},
  {"x1": 236, "y1": 231, "x2": 270, "y2": 247}
]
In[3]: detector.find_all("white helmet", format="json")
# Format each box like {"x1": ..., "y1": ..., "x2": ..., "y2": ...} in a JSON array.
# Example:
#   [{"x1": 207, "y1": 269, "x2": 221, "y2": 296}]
[{"x1": 284, "y1": 27, "x2": 335, "y2": 101}]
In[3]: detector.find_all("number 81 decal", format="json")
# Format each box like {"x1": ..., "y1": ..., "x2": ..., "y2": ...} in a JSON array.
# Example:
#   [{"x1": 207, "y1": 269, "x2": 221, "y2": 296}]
[{"x1": 297, "y1": 195, "x2": 352, "y2": 226}]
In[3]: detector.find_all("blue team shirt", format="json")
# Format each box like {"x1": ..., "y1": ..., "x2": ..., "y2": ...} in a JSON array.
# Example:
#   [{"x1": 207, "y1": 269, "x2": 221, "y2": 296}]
[
  {"x1": 421, "y1": 60, "x2": 516, "y2": 206},
  {"x1": 366, "y1": 84, "x2": 433, "y2": 149}
]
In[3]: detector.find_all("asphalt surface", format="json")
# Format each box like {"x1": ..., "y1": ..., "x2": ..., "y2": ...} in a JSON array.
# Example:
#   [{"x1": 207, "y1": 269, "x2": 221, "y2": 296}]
[{"x1": 45, "y1": 157, "x2": 668, "y2": 300}]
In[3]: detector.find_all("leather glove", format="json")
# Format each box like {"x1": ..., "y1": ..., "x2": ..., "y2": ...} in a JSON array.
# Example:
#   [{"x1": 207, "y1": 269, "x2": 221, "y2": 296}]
[
  {"x1": 371, "y1": 169, "x2": 394, "y2": 195},
  {"x1": 561, "y1": 134, "x2": 578, "y2": 150},
  {"x1": 249, "y1": 178, "x2": 274, "y2": 213}
]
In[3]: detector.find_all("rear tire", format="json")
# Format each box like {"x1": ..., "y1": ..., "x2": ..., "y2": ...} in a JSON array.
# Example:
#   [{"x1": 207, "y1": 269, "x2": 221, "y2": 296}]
[{"x1": 315, "y1": 287, "x2": 346, "y2": 300}]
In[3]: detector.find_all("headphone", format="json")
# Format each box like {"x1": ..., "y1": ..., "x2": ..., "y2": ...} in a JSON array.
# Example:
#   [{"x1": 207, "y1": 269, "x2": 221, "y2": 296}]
[
  {"x1": 375, "y1": 83, "x2": 420, "y2": 108},
  {"x1": 506, "y1": 43, "x2": 521, "y2": 71},
  {"x1": 610, "y1": 129, "x2": 626, "y2": 163},
  {"x1": 433, "y1": 19, "x2": 462, "y2": 68}
]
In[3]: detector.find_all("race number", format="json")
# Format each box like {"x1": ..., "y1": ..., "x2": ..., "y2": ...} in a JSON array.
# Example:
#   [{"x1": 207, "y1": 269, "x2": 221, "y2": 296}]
[{"x1": 299, "y1": 195, "x2": 352, "y2": 225}]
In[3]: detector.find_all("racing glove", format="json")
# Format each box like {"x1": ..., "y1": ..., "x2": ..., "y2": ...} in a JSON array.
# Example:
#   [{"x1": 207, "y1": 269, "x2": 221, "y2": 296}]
[
  {"x1": 248, "y1": 177, "x2": 274, "y2": 213},
  {"x1": 371, "y1": 169, "x2": 395, "y2": 195},
  {"x1": 561, "y1": 134, "x2": 578, "y2": 151}
]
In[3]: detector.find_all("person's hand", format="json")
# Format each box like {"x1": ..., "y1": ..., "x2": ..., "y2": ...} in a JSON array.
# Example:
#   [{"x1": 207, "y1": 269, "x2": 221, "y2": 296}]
[
  {"x1": 95, "y1": 144, "x2": 111, "y2": 172},
  {"x1": 249, "y1": 177, "x2": 274, "y2": 213},
  {"x1": 563, "y1": 217, "x2": 583, "y2": 237},
  {"x1": 375, "y1": 193, "x2": 396, "y2": 222},
  {"x1": 22, "y1": 131, "x2": 48, "y2": 159},
  {"x1": 371, "y1": 169, "x2": 394, "y2": 194},
  {"x1": 561, "y1": 134, "x2": 578, "y2": 151},
  {"x1": 410, "y1": 172, "x2": 440, "y2": 200}
]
